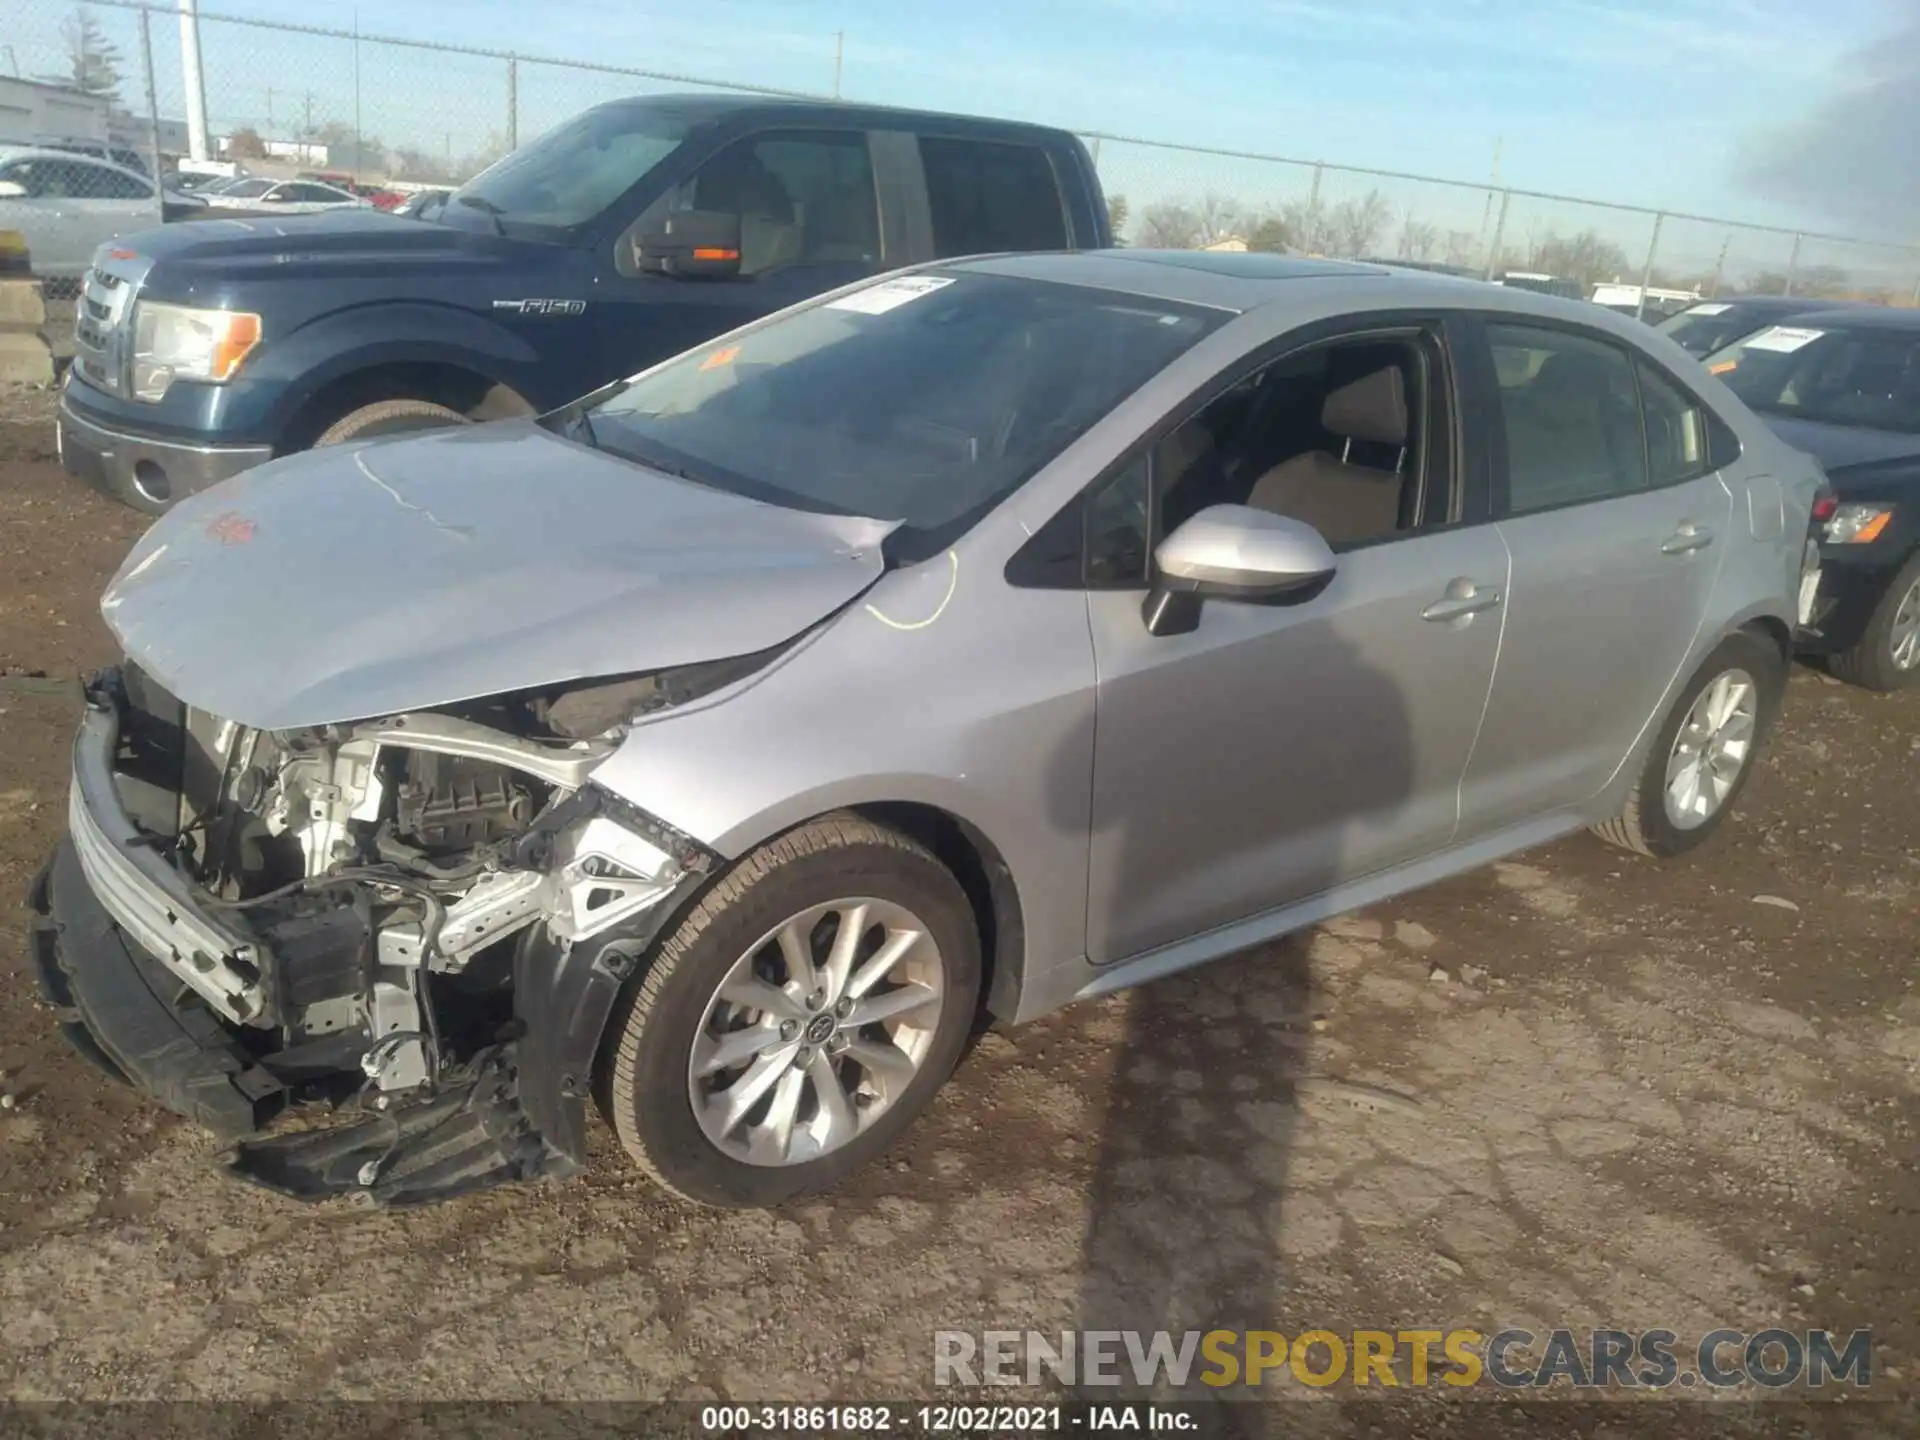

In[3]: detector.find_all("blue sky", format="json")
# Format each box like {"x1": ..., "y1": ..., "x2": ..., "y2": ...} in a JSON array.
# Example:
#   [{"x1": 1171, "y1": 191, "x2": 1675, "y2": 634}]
[{"x1": 12, "y1": 0, "x2": 1902, "y2": 263}]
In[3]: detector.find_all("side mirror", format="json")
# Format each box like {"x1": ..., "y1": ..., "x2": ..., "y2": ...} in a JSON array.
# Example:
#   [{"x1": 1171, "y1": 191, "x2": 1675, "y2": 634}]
[
  {"x1": 637, "y1": 209, "x2": 742, "y2": 278},
  {"x1": 1142, "y1": 504, "x2": 1337, "y2": 637},
  {"x1": 0, "y1": 181, "x2": 27, "y2": 199}
]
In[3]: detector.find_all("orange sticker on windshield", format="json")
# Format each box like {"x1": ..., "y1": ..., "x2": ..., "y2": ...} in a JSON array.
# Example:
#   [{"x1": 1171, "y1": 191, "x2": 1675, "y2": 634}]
[
  {"x1": 700, "y1": 346, "x2": 740, "y2": 371},
  {"x1": 1709, "y1": 361, "x2": 1738, "y2": 374}
]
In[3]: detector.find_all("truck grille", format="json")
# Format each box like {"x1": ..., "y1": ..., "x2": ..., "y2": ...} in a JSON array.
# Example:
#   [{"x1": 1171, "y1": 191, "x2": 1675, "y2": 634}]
[{"x1": 71, "y1": 258, "x2": 148, "y2": 396}]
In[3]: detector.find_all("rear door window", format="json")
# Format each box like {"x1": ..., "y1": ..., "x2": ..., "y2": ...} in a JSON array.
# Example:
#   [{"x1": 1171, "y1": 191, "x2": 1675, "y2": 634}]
[
  {"x1": 1486, "y1": 323, "x2": 1648, "y2": 515},
  {"x1": 918, "y1": 136, "x2": 1068, "y2": 258}
]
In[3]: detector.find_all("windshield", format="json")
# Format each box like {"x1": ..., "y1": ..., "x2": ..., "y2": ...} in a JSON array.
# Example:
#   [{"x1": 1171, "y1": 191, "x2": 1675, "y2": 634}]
[
  {"x1": 445, "y1": 104, "x2": 693, "y2": 240},
  {"x1": 583, "y1": 271, "x2": 1224, "y2": 535},
  {"x1": 1658, "y1": 304, "x2": 1774, "y2": 356},
  {"x1": 1708, "y1": 324, "x2": 1920, "y2": 434},
  {"x1": 222, "y1": 178, "x2": 272, "y2": 198}
]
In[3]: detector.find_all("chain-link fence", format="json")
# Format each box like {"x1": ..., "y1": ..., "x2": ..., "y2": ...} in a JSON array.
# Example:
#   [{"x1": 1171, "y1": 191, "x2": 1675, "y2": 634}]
[{"x1": 6, "y1": 0, "x2": 1919, "y2": 309}]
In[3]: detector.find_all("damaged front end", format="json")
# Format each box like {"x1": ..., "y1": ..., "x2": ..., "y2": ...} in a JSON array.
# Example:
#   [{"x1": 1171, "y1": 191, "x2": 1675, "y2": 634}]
[{"x1": 28, "y1": 663, "x2": 728, "y2": 1207}]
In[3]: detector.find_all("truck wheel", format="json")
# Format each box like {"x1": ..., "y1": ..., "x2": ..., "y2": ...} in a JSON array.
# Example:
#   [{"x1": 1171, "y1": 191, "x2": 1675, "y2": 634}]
[
  {"x1": 600, "y1": 813, "x2": 981, "y2": 1208},
  {"x1": 313, "y1": 398, "x2": 467, "y2": 447},
  {"x1": 1592, "y1": 629, "x2": 1784, "y2": 860},
  {"x1": 1827, "y1": 552, "x2": 1920, "y2": 692}
]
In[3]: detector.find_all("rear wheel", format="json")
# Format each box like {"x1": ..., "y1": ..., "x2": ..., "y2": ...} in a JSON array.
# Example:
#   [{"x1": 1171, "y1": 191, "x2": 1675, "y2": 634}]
[
  {"x1": 313, "y1": 397, "x2": 467, "y2": 447},
  {"x1": 1828, "y1": 552, "x2": 1920, "y2": 692},
  {"x1": 600, "y1": 814, "x2": 981, "y2": 1208},
  {"x1": 1593, "y1": 630, "x2": 1784, "y2": 859}
]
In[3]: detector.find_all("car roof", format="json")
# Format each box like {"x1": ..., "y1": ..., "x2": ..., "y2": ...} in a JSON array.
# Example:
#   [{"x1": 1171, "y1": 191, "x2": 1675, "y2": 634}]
[
  {"x1": 952, "y1": 249, "x2": 1584, "y2": 320},
  {"x1": 1765, "y1": 305, "x2": 1917, "y2": 332},
  {"x1": 0, "y1": 147, "x2": 151, "y2": 185},
  {"x1": 589, "y1": 91, "x2": 1081, "y2": 143}
]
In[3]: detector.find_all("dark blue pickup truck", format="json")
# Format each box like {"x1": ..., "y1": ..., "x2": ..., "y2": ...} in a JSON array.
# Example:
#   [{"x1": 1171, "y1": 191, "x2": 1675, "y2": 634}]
[{"x1": 56, "y1": 93, "x2": 1110, "y2": 512}]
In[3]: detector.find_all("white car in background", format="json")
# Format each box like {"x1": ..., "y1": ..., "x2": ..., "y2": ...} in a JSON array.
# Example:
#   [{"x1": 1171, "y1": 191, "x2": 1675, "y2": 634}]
[
  {"x1": 203, "y1": 178, "x2": 371, "y2": 213},
  {"x1": 0, "y1": 149, "x2": 164, "y2": 280}
]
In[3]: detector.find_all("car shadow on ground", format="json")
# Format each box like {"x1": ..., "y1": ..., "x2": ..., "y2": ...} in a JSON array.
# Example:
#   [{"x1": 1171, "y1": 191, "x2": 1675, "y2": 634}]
[{"x1": 1060, "y1": 602, "x2": 1416, "y2": 1424}]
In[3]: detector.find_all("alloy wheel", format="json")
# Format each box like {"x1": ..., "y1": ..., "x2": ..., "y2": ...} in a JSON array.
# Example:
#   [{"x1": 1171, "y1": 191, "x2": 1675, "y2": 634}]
[
  {"x1": 1663, "y1": 667, "x2": 1758, "y2": 831},
  {"x1": 688, "y1": 898, "x2": 946, "y2": 1166}
]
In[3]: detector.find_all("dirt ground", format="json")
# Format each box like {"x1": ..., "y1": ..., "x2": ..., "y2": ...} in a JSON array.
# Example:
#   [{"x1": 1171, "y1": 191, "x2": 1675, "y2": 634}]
[{"x1": 0, "y1": 385, "x2": 1914, "y2": 1430}]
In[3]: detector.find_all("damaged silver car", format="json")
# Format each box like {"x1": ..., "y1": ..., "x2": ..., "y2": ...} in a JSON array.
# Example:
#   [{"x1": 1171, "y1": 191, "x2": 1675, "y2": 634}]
[{"x1": 31, "y1": 253, "x2": 1819, "y2": 1208}]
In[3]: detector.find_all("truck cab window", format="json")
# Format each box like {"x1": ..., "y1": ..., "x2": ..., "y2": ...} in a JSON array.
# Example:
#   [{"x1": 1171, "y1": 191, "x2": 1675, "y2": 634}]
[
  {"x1": 919, "y1": 137, "x2": 1069, "y2": 257},
  {"x1": 627, "y1": 131, "x2": 879, "y2": 278}
]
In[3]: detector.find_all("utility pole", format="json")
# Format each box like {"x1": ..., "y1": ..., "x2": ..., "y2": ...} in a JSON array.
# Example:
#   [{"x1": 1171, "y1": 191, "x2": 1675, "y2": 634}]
[
  {"x1": 265, "y1": 87, "x2": 274, "y2": 138},
  {"x1": 1476, "y1": 136, "x2": 1502, "y2": 266},
  {"x1": 177, "y1": 0, "x2": 211, "y2": 161},
  {"x1": 833, "y1": 31, "x2": 844, "y2": 98}
]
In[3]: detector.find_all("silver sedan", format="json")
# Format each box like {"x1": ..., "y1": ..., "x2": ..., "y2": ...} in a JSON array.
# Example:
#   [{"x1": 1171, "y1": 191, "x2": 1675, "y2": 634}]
[{"x1": 36, "y1": 251, "x2": 1821, "y2": 1210}]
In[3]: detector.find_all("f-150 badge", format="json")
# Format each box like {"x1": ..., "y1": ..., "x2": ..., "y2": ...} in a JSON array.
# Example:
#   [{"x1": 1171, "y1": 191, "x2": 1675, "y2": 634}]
[{"x1": 492, "y1": 298, "x2": 587, "y2": 315}]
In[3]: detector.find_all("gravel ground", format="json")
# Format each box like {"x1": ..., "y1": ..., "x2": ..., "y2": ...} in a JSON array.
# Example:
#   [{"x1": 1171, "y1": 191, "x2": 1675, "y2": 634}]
[{"x1": 0, "y1": 391, "x2": 1914, "y2": 1432}]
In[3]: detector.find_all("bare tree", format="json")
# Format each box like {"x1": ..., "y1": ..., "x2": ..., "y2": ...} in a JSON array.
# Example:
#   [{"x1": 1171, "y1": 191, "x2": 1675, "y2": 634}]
[
  {"x1": 1396, "y1": 213, "x2": 1441, "y2": 263},
  {"x1": 1106, "y1": 193, "x2": 1131, "y2": 240},
  {"x1": 1441, "y1": 228, "x2": 1483, "y2": 269},
  {"x1": 1135, "y1": 193, "x2": 1244, "y2": 249},
  {"x1": 225, "y1": 127, "x2": 267, "y2": 161},
  {"x1": 1523, "y1": 228, "x2": 1631, "y2": 288},
  {"x1": 1321, "y1": 190, "x2": 1392, "y2": 258}
]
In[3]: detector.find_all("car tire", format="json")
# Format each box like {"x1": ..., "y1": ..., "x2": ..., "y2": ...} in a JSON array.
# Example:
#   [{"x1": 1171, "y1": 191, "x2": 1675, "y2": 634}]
[
  {"x1": 1593, "y1": 629, "x2": 1785, "y2": 860},
  {"x1": 313, "y1": 398, "x2": 468, "y2": 447},
  {"x1": 600, "y1": 813, "x2": 981, "y2": 1208},
  {"x1": 1826, "y1": 552, "x2": 1920, "y2": 692}
]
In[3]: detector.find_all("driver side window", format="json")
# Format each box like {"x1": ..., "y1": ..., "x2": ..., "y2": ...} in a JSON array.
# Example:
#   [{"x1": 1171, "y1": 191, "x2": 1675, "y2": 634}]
[{"x1": 625, "y1": 130, "x2": 880, "y2": 278}]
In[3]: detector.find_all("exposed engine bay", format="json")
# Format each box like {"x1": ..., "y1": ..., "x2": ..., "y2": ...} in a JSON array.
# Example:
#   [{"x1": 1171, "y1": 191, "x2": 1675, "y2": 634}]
[{"x1": 34, "y1": 658, "x2": 764, "y2": 1206}]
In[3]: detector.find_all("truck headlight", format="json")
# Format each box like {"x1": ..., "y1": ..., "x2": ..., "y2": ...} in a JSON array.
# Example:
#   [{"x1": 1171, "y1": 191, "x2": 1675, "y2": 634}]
[
  {"x1": 1823, "y1": 503, "x2": 1895, "y2": 545},
  {"x1": 131, "y1": 302, "x2": 262, "y2": 402}
]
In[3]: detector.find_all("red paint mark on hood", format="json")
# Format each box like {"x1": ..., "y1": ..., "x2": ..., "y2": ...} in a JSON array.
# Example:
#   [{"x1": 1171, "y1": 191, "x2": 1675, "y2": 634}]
[{"x1": 204, "y1": 511, "x2": 257, "y2": 546}]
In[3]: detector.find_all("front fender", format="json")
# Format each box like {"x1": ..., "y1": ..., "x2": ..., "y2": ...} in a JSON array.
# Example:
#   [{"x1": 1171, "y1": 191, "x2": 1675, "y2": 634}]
[{"x1": 249, "y1": 301, "x2": 549, "y2": 436}]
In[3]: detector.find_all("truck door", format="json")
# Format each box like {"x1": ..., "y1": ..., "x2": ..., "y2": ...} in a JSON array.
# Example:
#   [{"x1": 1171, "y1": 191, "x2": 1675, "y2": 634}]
[{"x1": 595, "y1": 128, "x2": 893, "y2": 381}]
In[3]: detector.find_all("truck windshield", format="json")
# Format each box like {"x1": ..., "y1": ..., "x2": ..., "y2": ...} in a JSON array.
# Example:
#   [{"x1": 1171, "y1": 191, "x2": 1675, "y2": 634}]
[
  {"x1": 1708, "y1": 324, "x2": 1920, "y2": 434},
  {"x1": 444, "y1": 106, "x2": 693, "y2": 240},
  {"x1": 580, "y1": 270, "x2": 1224, "y2": 539}
]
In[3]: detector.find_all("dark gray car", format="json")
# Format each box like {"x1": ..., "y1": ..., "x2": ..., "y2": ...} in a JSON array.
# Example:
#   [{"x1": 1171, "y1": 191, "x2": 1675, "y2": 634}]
[{"x1": 34, "y1": 252, "x2": 1821, "y2": 1210}]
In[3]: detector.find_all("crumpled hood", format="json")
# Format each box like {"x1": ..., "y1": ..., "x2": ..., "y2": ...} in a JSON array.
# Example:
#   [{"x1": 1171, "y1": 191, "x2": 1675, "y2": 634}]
[{"x1": 102, "y1": 421, "x2": 897, "y2": 730}]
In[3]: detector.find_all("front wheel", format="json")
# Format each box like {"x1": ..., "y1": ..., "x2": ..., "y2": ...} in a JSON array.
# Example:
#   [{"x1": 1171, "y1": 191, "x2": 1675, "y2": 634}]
[
  {"x1": 1827, "y1": 552, "x2": 1920, "y2": 692},
  {"x1": 1593, "y1": 630, "x2": 1785, "y2": 859},
  {"x1": 600, "y1": 814, "x2": 981, "y2": 1208}
]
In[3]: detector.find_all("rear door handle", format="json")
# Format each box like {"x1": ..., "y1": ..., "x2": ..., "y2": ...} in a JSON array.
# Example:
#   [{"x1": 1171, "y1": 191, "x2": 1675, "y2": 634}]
[
  {"x1": 1661, "y1": 522, "x2": 1715, "y2": 554},
  {"x1": 1422, "y1": 583, "x2": 1503, "y2": 623}
]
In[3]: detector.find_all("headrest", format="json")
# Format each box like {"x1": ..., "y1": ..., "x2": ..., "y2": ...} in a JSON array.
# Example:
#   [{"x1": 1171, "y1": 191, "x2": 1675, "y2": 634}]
[
  {"x1": 1321, "y1": 366, "x2": 1408, "y2": 446},
  {"x1": 1531, "y1": 350, "x2": 1616, "y2": 400}
]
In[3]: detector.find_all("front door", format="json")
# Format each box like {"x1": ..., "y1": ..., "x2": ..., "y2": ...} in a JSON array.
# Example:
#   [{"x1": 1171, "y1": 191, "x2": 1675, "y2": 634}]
[
  {"x1": 1084, "y1": 525, "x2": 1509, "y2": 963},
  {"x1": 1457, "y1": 320, "x2": 1735, "y2": 835},
  {"x1": 596, "y1": 128, "x2": 889, "y2": 381}
]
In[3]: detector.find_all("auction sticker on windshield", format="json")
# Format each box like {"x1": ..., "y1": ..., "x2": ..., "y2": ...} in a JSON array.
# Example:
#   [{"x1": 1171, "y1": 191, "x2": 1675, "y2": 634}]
[
  {"x1": 828, "y1": 275, "x2": 955, "y2": 315},
  {"x1": 1688, "y1": 302, "x2": 1731, "y2": 315},
  {"x1": 1744, "y1": 326, "x2": 1825, "y2": 353}
]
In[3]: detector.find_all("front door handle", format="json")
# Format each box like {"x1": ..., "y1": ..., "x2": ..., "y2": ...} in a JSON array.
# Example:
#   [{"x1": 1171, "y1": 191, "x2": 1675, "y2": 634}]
[
  {"x1": 1422, "y1": 583, "x2": 1503, "y2": 623},
  {"x1": 1661, "y1": 522, "x2": 1715, "y2": 554}
]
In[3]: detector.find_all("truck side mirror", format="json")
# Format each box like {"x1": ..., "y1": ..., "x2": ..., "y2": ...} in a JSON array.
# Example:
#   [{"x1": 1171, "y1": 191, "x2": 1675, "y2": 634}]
[{"x1": 637, "y1": 209, "x2": 743, "y2": 279}]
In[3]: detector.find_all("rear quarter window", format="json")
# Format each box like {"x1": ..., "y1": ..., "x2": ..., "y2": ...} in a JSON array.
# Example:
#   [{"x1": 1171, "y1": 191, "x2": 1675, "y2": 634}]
[{"x1": 918, "y1": 136, "x2": 1069, "y2": 258}]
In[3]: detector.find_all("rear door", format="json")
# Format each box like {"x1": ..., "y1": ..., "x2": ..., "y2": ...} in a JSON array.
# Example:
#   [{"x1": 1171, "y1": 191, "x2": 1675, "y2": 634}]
[
  {"x1": 599, "y1": 127, "x2": 890, "y2": 379},
  {"x1": 1455, "y1": 317, "x2": 1734, "y2": 836}
]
